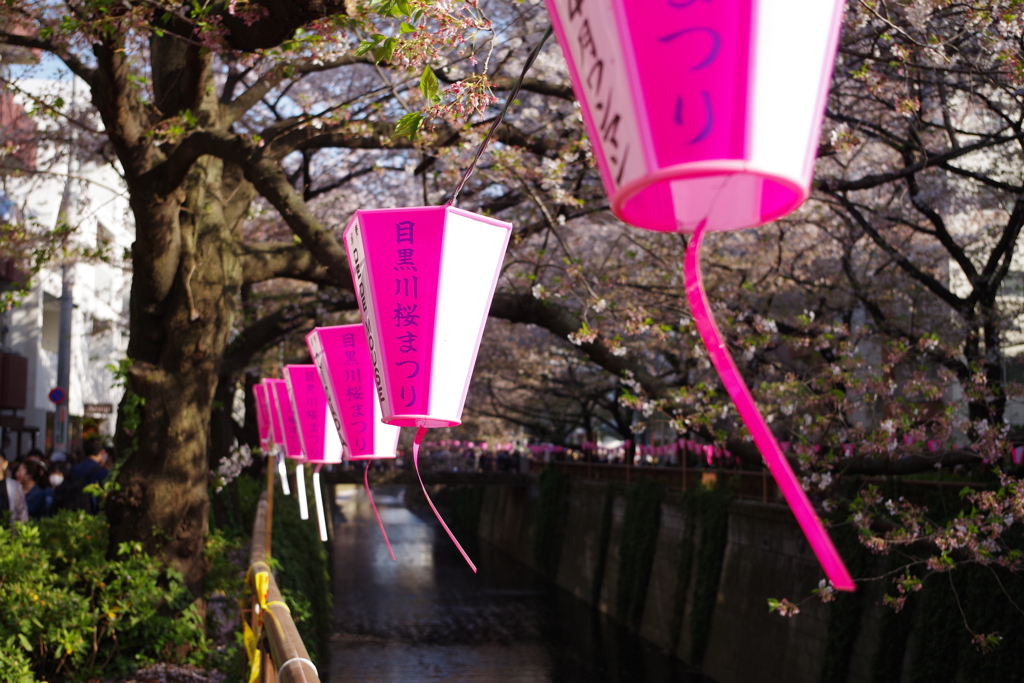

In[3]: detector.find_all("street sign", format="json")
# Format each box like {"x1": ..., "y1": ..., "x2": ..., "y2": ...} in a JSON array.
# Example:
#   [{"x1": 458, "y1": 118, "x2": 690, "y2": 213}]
[{"x1": 48, "y1": 387, "x2": 66, "y2": 405}]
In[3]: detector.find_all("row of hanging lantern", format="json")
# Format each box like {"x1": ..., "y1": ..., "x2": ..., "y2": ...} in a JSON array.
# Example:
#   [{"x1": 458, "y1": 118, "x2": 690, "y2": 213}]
[
  {"x1": 246, "y1": 0, "x2": 856, "y2": 587},
  {"x1": 246, "y1": 208, "x2": 511, "y2": 570}
]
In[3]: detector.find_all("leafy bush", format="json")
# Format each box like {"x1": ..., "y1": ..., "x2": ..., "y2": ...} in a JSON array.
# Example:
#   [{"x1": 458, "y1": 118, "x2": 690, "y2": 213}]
[{"x1": 0, "y1": 512, "x2": 207, "y2": 682}]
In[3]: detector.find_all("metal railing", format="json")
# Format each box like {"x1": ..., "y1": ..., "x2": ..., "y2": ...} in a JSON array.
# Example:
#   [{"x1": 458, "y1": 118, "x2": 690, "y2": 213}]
[
  {"x1": 530, "y1": 459, "x2": 781, "y2": 501},
  {"x1": 246, "y1": 492, "x2": 321, "y2": 683},
  {"x1": 528, "y1": 459, "x2": 991, "y2": 500}
]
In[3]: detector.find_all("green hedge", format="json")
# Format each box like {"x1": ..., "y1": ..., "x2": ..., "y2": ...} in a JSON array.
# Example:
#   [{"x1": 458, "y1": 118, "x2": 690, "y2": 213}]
[
  {"x1": 0, "y1": 512, "x2": 207, "y2": 683},
  {"x1": 268, "y1": 471, "x2": 333, "y2": 669}
]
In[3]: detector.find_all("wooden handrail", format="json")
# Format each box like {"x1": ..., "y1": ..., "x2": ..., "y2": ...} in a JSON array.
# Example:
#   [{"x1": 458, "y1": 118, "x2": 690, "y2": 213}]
[{"x1": 248, "y1": 493, "x2": 321, "y2": 683}]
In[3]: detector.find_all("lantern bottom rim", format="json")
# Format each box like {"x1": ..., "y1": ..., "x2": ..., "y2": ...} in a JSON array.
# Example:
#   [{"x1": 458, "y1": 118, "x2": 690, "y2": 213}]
[
  {"x1": 611, "y1": 160, "x2": 808, "y2": 233},
  {"x1": 346, "y1": 454, "x2": 398, "y2": 460},
  {"x1": 382, "y1": 415, "x2": 462, "y2": 428}
]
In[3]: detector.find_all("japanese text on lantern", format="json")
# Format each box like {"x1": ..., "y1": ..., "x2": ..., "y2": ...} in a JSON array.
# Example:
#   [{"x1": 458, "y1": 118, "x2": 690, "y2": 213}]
[
  {"x1": 340, "y1": 331, "x2": 367, "y2": 451},
  {"x1": 393, "y1": 220, "x2": 420, "y2": 409},
  {"x1": 559, "y1": 0, "x2": 634, "y2": 186},
  {"x1": 620, "y1": 0, "x2": 744, "y2": 161}
]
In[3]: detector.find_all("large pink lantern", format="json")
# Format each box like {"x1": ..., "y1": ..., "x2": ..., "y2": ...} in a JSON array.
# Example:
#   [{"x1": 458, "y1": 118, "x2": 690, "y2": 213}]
[
  {"x1": 546, "y1": 0, "x2": 845, "y2": 232},
  {"x1": 545, "y1": 0, "x2": 855, "y2": 590},
  {"x1": 344, "y1": 206, "x2": 512, "y2": 573},
  {"x1": 343, "y1": 206, "x2": 511, "y2": 427}
]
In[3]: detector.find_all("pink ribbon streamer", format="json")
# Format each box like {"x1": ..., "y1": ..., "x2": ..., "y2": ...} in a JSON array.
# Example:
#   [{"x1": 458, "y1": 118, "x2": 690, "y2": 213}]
[
  {"x1": 684, "y1": 221, "x2": 855, "y2": 592},
  {"x1": 364, "y1": 464, "x2": 395, "y2": 562},
  {"x1": 413, "y1": 427, "x2": 477, "y2": 572}
]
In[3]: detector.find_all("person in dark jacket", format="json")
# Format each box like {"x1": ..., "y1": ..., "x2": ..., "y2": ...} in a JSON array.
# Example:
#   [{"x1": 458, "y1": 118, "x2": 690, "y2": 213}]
[
  {"x1": 15, "y1": 458, "x2": 51, "y2": 519},
  {"x1": 65, "y1": 439, "x2": 109, "y2": 514}
]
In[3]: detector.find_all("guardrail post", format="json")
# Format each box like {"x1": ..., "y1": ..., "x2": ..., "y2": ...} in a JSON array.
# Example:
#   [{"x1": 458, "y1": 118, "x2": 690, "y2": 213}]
[{"x1": 248, "y1": 492, "x2": 321, "y2": 683}]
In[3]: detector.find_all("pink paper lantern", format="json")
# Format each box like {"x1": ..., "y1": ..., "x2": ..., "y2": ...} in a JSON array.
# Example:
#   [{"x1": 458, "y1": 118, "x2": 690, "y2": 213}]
[
  {"x1": 263, "y1": 379, "x2": 291, "y2": 496},
  {"x1": 283, "y1": 364, "x2": 343, "y2": 464},
  {"x1": 306, "y1": 326, "x2": 401, "y2": 560},
  {"x1": 546, "y1": 0, "x2": 844, "y2": 232},
  {"x1": 264, "y1": 379, "x2": 285, "y2": 449},
  {"x1": 547, "y1": 0, "x2": 854, "y2": 592},
  {"x1": 253, "y1": 382, "x2": 273, "y2": 452},
  {"x1": 343, "y1": 206, "x2": 512, "y2": 427},
  {"x1": 269, "y1": 378, "x2": 303, "y2": 460},
  {"x1": 306, "y1": 325, "x2": 400, "y2": 461}
]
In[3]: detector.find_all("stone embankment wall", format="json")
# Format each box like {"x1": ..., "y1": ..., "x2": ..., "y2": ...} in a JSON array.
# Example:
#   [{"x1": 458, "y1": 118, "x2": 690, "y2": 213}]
[{"x1": 431, "y1": 474, "x2": 1024, "y2": 683}]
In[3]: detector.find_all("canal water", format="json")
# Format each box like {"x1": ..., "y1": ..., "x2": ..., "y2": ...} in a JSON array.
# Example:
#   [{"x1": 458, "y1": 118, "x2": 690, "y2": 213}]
[{"x1": 329, "y1": 485, "x2": 703, "y2": 683}]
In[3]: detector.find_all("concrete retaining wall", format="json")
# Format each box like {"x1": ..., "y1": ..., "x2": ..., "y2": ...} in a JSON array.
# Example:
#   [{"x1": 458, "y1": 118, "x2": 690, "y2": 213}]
[{"x1": 468, "y1": 480, "x2": 866, "y2": 683}]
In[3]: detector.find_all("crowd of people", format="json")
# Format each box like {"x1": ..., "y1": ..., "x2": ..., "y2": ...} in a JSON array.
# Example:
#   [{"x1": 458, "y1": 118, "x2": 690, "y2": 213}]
[{"x1": 1, "y1": 438, "x2": 110, "y2": 523}]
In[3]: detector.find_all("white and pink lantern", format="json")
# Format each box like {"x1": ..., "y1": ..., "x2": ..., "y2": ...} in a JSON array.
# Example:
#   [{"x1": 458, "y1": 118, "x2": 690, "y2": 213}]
[
  {"x1": 284, "y1": 364, "x2": 343, "y2": 466},
  {"x1": 546, "y1": 0, "x2": 845, "y2": 233},
  {"x1": 263, "y1": 379, "x2": 284, "y2": 451},
  {"x1": 264, "y1": 378, "x2": 292, "y2": 497},
  {"x1": 253, "y1": 382, "x2": 273, "y2": 453},
  {"x1": 545, "y1": 0, "x2": 854, "y2": 591},
  {"x1": 307, "y1": 324, "x2": 402, "y2": 560},
  {"x1": 285, "y1": 364, "x2": 343, "y2": 535},
  {"x1": 344, "y1": 205, "x2": 512, "y2": 573},
  {"x1": 343, "y1": 206, "x2": 512, "y2": 427},
  {"x1": 282, "y1": 366, "x2": 311, "y2": 521},
  {"x1": 305, "y1": 325, "x2": 400, "y2": 461},
  {"x1": 270, "y1": 378, "x2": 304, "y2": 461}
]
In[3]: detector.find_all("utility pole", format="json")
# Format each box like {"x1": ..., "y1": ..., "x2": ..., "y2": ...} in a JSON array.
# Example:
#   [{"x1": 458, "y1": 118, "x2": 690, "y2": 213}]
[{"x1": 53, "y1": 78, "x2": 76, "y2": 453}]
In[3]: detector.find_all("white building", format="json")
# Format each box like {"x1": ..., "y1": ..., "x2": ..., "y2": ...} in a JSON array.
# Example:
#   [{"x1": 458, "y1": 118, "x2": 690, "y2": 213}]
[{"x1": 1, "y1": 61, "x2": 133, "y2": 459}]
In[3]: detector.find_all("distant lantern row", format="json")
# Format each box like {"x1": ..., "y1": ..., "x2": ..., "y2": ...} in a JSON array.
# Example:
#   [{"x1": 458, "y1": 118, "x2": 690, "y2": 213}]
[{"x1": 252, "y1": 206, "x2": 511, "y2": 569}]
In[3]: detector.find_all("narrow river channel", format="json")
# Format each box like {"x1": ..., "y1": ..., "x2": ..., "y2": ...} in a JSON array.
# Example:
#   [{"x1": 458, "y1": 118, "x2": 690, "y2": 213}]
[{"x1": 329, "y1": 485, "x2": 704, "y2": 683}]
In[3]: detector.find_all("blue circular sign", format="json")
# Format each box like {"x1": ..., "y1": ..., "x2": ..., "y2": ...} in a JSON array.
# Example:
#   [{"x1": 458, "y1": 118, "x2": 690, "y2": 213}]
[{"x1": 48, "y1": 387, "x2": 66, "y2": 405}]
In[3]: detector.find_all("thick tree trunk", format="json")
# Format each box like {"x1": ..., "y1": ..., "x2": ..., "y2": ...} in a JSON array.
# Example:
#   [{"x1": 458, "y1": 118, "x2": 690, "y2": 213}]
[{"x1": 107, "y1": 156, "x2": 253, "y2": 595}]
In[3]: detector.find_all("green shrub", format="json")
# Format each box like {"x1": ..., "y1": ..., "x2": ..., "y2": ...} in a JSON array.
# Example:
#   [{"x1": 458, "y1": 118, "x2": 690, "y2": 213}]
[
  {"x1": 270, "y1": 473, "x2": 332, "y2": 669},
  {"x1": 0, "y1": 512, "x2": 207, "y2": 683}
]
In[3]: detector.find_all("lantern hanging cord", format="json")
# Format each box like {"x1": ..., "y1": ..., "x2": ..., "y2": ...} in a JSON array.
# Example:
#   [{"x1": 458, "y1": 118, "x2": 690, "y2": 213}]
[
  {"x1": 412, "y1": 427, "x2": 477, "y2": 572},
  {"x1": 446, "y1": 25, "x2": 553, "y2": 206},
  {"x1": 364, "y1": 463, "x2": 396, "y2": 561},
  {"x1": 683, "y1": 218, "x2": 855, "y2": 592}
]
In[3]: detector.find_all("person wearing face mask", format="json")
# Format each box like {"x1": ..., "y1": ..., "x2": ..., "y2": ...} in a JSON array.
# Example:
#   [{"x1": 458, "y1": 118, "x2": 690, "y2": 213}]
[
  {"x1": 48, "y1": 462, "x2": 66, "y2": 489},
  {"x1": 15, "y1": 458, "x2": 52, "y2": 519}
]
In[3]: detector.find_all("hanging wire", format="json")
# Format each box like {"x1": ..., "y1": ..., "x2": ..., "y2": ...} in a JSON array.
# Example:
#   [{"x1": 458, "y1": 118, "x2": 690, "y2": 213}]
[{"x1": 446, "y1": 25, "x2": 554, "y2": 206}]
